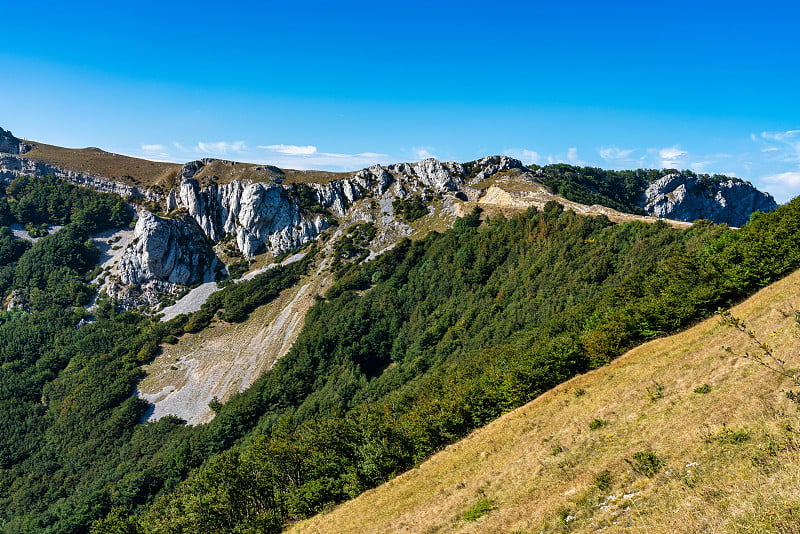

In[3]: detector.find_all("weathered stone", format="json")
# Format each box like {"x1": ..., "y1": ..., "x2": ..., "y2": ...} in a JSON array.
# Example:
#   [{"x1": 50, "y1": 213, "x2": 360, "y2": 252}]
[
  {"x1": 0, "y1": 128, "x2": 31, "y2": 155},
  {"x1": 642, "y1": 174, "x2": 777, "y2": 227}
]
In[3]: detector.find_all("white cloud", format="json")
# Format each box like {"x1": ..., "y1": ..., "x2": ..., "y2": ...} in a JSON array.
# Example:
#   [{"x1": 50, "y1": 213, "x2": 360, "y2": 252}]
[
  {"x1": 758, "y1": 171, "x2": 800, "y2": 203},
  {"x1": 413, "y1": 147, "x2": 435, "y2": 160},
  {"x1": 503, "y1": 148, "x2": 540, "y2": 165},
  {"x1": 760, "y1": 130, "x2": 800, "y2": 142},
  {"x1": 689, "y1": 161, "x2": 713, "y2": 173},
  {"x1": 196, "y1": 141, "x2": 248, "y2": 155},
  {"x1": 658, "y1": 146, "x2": 689, "y2": 168},
  {"x1": 763, "y1": 171, "x2": 800, "y2": 187},
  {"x1": 135, "y1": 143, "x2": 174, "y2": 161},
  {"x1": 598, "y1": 147, "x2": 635, "y2": 161},
  {"x1": 567, "y1": 147, "x2": 579, "y2": 162},
  {"x1": 259, "y1": 144, "x2": 318, "y2": 156},
  {"x1": 253, "y1": 144, "x2": 392, "y2": 170},
  {"x1": 567, "y1": 147, "x2": 586, "y2": 165},
  {"x1": 755, "y1": 129, "x2": 800, "y2": 163}
]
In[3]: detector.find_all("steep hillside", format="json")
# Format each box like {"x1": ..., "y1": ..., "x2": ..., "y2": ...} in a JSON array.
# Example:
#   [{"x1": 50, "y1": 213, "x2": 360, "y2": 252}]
[
  {"x1": 0, "y1": 127, "x2": 790, "y2": 534},
  {"x1": 291, "y1": 269, "x2": 800, "y2": 534},
  {"x1": 138, "y1": 266, "x2": 332, "y2": 425}
]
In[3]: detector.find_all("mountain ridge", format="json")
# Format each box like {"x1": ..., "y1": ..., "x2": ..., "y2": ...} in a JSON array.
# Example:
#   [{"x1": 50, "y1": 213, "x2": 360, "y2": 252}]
[{"x1": 1, "y1": 126, "x2": 798, "y2": 534}]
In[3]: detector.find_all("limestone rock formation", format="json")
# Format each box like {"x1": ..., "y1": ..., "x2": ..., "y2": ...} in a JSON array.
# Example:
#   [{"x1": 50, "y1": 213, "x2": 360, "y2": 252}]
[
  {"x1": 162, "y1": 157, "x2": 511, "y2": 260},
  {"x1": 106, "y1": 211, "x2": 219, "y2": 308},
  {"x1": 642, "y1": 174, "x2": 777, "y2": 227},
  {"x1": 0, "y1": 128, "x2": 31, "y2": 155}
]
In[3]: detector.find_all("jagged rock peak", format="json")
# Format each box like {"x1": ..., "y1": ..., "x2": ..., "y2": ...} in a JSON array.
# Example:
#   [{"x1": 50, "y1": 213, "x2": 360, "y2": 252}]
[
  {"x1": 0, "y1": 128, "x2": 31, "y2": 155},
  {"x1": 409, "y1": 158, "x2": 465, "y2": 191},
  {"x1": 463, "y1": 155, "x2": 525, "y2": 183},
  {"x1": 643, "y1": 173, "x2": 778, "y2": 227},
  {"x1": 118, "y1": 211, "x2": 218, "y2": 287}
]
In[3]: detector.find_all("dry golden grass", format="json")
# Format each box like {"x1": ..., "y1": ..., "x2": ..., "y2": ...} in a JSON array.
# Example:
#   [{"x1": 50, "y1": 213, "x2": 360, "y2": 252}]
[
  {"x1": 22, "y1": 142, "x2": 181, "y2": 188},
  {"x1": 289, "y1": 270, "x2": 800, "y2": 534},
  {"x1": 21, "y1": 141, "x2": 350, "y2": 189},
  {"x1": 190, "y1": 160, "x2": 350, "y2": 186}
]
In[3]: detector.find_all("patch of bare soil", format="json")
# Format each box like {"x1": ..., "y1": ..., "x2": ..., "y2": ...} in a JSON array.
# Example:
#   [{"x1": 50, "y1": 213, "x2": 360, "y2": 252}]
[{"x1": 137, "y1": 270, "x2": 331, "y2": 425}]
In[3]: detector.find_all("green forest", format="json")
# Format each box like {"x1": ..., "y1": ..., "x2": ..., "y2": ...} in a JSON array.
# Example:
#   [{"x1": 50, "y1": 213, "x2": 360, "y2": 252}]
[
  {"x1": 533, "y1": 164, "x2": 743, "y2": 215},
  {"x1": 0, "y1": 174, "x2": 798, "y2": 533}
]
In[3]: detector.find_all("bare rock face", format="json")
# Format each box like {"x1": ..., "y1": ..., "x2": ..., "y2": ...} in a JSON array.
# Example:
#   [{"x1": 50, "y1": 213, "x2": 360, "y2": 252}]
[
  {"x1": 0, "y1": 128, "x2": 31, "y2": 155},
  {"x1": 164, "y1": 157, "x2": 492, "y2": 259},
  {"x1": 468, "y1": 155, "x2": 524, "y2": 183},
  {"x1": 166, "y1": 169, "x2": 331, "y2": 258},
  {"x1": 107, "y1": 211, "x2": 219, "y2": 308},
  {"x1": 643, "y1": 174, "x2": 778, "y2": 227}
]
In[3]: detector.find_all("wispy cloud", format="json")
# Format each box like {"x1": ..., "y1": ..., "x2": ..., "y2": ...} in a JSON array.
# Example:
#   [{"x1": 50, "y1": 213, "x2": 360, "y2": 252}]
[
  {"x1": 760, "y1": 130, "x2": 800, "y2": 143},
  {"x1": 567, "y1": 147, "x2": 584, "y2": 165},
  {"x1": 749, "y1": 130, "x2": 800, "y2": 202},
  {"x1": 413, "y1": 146, "x2": 436, "y2": 160},
  {"x1": 763, "y1": 171, "x2": 800, "y2": 187},
  {"x1": 544, "y1": 147, "x2": 586, "y2": 166},
  {"x1": 598, "y1": 146, "x2": 644, "y2": 167},
  {"x1": 599, "y1": 147, "x2": 635, "y2": 160},
  {"x1": 760, "y1": 171, "x2": 800, "y2": 203},
  {"x1": 256, "y1": 144, "x2": 392, "y2": 170},
  {"x1": 169, "y1": 140, "x2": 249, "y2": 157},
  {"x1": 139, "y1": 143, "x2": 172, "y2": 161},
  {"x1": 195, "y1": 141, "x2": 248, "y2": 155},
  {"x1": 504, "y1": 148, "x2": 540, "y2": 165},
  {"x1": 259, "y1": 144, "x2": 318, "y2": 156},
  {"x1": 658, "y1": 146, "x2": 689, "y2": 168},
  {"x1": 754, "y1": 129, "x2": 800, "y2": 163}
]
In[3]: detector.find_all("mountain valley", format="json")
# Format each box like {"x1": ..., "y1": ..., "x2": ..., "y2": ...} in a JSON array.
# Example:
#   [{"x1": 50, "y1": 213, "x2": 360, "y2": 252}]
[{"x1": 0, "y1": 126, "x2": 796, "y2": 534}]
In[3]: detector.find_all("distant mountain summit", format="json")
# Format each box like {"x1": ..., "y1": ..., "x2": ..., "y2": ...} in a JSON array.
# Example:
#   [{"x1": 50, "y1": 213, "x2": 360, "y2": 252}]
[{"x1": 643, "y1": 173, "x2": 777, "y2": 227}]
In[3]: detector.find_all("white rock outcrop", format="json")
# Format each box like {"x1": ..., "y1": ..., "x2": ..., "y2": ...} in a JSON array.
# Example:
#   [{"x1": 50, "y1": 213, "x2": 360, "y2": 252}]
[
  {"x1": 643, "y1": 174, "x2": 777, "y2": 227},
  {"x1": 106, "y1": 211, "x2": 219, "y2": 308},
  {"x1": 0, "y1": 128, "x2": 31, "y2": 155}
]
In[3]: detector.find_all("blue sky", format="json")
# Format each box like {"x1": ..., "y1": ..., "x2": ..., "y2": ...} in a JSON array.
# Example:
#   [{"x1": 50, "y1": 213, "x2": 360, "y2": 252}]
[{"x1": 2, "y1": 1, "x2": 800, "y2": 201}]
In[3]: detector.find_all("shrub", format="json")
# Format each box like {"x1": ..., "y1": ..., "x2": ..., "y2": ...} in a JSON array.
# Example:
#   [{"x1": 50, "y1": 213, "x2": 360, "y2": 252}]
[
  {"x1": 588, "y1": 418, "x2": 609, "y2": 430},
  {"x1": 646, "y1": 381, "x2": 665, "y2": 401},
  {"x1": 595, "y1": 470, "x2": 612, "y2": 491},
  {"x1": 627, "y1": 450, "x2": 665, "y2": 477},
  {"x1": 462, "y1": 498, "x2": 497, "y2": 521},
  {"x1": 704, "y1": 425, "x2": 750, "y2": 445},
  {"x1": 694, "y1": 384, "x2": 712, "y2": 394}
]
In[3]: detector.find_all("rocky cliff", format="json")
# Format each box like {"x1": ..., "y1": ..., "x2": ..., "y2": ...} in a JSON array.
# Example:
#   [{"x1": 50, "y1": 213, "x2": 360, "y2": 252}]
[
  {"x1": 0, "y1": 127, "x2": 781, "y2": 309},
  {"x1": 642, "y1": 174, "x2": 777, "y2": 227},
  {"x1": 0, "y1": 152, "x2": 158, "y2": 201},
  {"x1": 0, "y1": 128, "x2": 31, "y2": 155},
  {"x1": 103, "y1": 211, "x2": 219, "y2": 308},
  {"x1": 163, "y1": 156, "x2": 494, "y2": 260}
]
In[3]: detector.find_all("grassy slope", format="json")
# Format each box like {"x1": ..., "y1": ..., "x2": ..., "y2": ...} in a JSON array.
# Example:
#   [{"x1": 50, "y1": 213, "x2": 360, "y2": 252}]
[
  {"x1": 290, "y1": 269, "x2": 800, "y2": 534},
  {"x1": 21, "y1": 142, "x2": 350, "y2": 188},
  {"x1": 22, "y1": 142, "x2": 182, "y2": 187}
]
